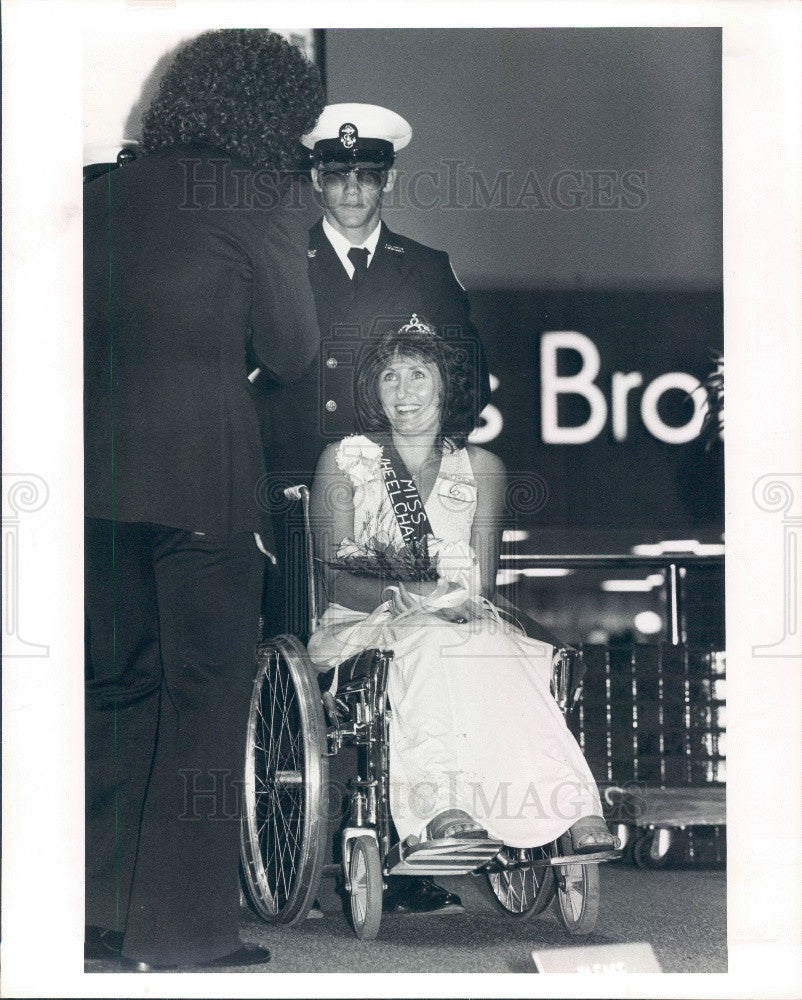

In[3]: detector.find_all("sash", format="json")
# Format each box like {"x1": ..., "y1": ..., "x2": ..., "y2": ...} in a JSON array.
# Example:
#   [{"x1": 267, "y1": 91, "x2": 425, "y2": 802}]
[{"x1": 377, "y1": 436, "x2": 434, "y2": 545}]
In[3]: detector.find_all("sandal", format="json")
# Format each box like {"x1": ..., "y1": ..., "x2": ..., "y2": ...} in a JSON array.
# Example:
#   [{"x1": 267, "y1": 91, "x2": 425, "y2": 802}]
[
  {"x1": 568, "y1": 815, "x2": 617, "y2": 854},
  {"x1": 426, "y1": 809, "x2": 488, "y2": 841}
]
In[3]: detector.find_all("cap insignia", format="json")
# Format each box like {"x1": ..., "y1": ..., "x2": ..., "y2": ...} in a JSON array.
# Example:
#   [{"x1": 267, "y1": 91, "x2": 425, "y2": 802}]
[{"x1": 339, "y1": 122, "x2": 358, "y2": 149}]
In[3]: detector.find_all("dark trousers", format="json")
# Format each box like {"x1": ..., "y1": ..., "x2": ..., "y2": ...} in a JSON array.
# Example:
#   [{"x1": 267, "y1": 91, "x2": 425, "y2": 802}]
[{"x1": 84, "y1": 518, "x2": 263, "y2": 965}]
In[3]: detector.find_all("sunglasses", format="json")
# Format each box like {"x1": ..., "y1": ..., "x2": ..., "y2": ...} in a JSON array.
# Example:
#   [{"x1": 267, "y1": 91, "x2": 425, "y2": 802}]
[{"x1": 318, "y1": 167, "x2": 386, "y2": 191}]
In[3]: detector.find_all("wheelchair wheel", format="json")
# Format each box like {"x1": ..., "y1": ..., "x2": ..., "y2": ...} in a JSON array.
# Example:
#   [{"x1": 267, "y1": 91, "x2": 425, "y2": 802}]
[
  {"x1": 483, "y1": 846, "x2": 556, "y2": 918},
  {"x1": 348, "y1": 836, "x2": 383, "y2": 940},
  {"x1": 241, "y1": 635, "x2": 328, "y2": 925},
  {"x1": 553, "y1": 835, "x2": 601, "y2": 935},
  {"x1": 633, "y1": 828, "x2": 672, "y2": 870}
]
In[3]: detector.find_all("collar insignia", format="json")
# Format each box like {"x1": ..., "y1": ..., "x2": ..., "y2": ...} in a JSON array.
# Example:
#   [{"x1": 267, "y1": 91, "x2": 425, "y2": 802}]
[
  {"x1": 307, "y1": 249, "x2": 317, "y2": 258},
  {"x1": 383, "y1": 243, "x2": 404, "y2": 254}
]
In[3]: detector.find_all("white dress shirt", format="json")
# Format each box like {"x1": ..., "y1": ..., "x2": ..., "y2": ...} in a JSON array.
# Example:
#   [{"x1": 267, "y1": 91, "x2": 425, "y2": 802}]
[{"x1": 322, "y1": 217, "x2": 382, "y2": 279}]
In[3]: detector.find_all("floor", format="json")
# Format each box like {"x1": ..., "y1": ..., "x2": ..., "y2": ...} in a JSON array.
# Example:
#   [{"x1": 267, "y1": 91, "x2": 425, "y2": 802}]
[{"x1": 85, "y1": 863, "x2": 727, "y2": 975}]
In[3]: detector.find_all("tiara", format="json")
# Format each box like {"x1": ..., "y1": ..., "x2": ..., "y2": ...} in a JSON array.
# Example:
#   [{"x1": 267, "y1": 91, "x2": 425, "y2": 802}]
[{"x1": 398, "y1": 313, "x2": 434, "y2": 336}]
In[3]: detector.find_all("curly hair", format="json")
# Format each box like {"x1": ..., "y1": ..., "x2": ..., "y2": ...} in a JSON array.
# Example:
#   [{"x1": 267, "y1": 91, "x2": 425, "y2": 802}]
[
  {"x1": 354, "y1": 319, "x2": 479, "y2": 450},
  {"x1": 141, "y1": 29, "x2": 324, "y2": 171}
]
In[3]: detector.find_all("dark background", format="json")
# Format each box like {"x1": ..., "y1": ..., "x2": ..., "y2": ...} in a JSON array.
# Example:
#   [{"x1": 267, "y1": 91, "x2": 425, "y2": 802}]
[
  {"x1": 324, "y1": 28, "x2": 723, "y2": 558},
  {"x1": 324, "y1": 29, "x2": 723, "y2": 644},
  {"x1": 325, "y1": 28, "x2": 722, "y2": 291}
]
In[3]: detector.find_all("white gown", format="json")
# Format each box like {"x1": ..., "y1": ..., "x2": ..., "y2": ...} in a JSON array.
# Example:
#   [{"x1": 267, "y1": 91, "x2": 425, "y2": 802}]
[{"x1": 307, "y1": 439, "x2": 602, "y2": 848}]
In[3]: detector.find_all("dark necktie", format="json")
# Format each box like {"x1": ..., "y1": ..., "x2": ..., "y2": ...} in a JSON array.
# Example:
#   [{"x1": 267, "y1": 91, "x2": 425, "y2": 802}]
[{"x1": 347, "y1": 246, "x2": 370, "y2": 287}]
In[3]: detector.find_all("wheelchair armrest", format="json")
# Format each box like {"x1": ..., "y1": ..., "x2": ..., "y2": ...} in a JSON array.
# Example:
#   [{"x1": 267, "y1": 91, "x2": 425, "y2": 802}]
[{"x1": 315, "y1": 648, "x2": 384, "y2": 693}]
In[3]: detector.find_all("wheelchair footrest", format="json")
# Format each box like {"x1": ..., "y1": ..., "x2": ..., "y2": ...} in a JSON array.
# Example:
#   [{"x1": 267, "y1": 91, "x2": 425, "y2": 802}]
[
  {"x1": 549, "y1": 849, "x2": 622, "y2": 866},
  {"x1": 384, "y1": 837, "x2": 505, "y2": 877}
]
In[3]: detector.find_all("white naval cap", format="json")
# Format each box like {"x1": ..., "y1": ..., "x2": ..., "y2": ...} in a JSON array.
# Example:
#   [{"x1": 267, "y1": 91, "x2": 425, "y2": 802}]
[{"x1": 301, "y1": 103, "x2": 412, "y2": 165}]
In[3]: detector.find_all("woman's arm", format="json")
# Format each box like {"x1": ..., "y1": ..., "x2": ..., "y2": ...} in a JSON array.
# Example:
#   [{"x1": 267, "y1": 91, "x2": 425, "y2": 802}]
[
  {"x1": 467, "y1": 446, "x2": 508, "y2": 599},
  {"x1": 249, "y1": 213, "x2": 321, "y2": 385}
]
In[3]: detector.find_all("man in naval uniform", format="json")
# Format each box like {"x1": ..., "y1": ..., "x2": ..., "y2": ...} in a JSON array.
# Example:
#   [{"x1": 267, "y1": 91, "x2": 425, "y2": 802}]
[
  {"x1": 305, "y1": 104, "x2": 490, "y2": 445},
  {"x1": 257, "y1": 104, "x2": 489, "y2": 504},
  {"x1": 256, "y1": 104, "x2": 491, "y2": 916}
]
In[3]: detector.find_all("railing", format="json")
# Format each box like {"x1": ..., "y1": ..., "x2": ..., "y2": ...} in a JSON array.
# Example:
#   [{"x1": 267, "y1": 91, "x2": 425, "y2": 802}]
[
  {"x1": 498, "y1": 552, "x2": 726, "y2": 788},
  {"x1": 574, "y1": 643, "x2": 725, "y2": 787},
  {"x1": 498, "y1": 552, "x2": 724, "y2": 645},
  {"x1": 274, "y1": 523, "x2": 726, "y2": 789}
]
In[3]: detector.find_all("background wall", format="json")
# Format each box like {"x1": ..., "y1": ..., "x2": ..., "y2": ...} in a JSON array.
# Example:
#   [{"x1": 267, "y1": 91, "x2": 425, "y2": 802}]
[
  {"x1": 325, "y1": 28, "x2": 723, "y2": 559},
  {"x1": 324, "y1": 28, "x2": 722, "y2": 291}
]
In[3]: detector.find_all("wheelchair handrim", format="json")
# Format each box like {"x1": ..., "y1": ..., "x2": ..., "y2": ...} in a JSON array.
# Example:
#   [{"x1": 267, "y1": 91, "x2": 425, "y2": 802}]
[{"x1": 241, "y1": 635, "x2": 328, "y2": 924}]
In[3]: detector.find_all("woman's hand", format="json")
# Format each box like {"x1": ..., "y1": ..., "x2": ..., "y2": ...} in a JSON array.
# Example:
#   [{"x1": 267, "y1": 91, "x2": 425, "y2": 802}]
[
  {"x1": 385, "y1": 579, "x2": 473, "y2": 618},
  {"x1": 407, "y1": 579, "x2": 459, "y2": 599},
  {"x1": 384, "y1": 582, "x2": 420, "y2": 616},
  {"x1": 436, "y1": 599, "x2": 488, "y2": 624}
]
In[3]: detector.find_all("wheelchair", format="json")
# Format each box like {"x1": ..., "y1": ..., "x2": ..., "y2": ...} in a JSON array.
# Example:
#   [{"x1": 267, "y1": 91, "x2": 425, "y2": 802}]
[{"x1": 240, "y1": 486, "x2": 619, "y2": 940}]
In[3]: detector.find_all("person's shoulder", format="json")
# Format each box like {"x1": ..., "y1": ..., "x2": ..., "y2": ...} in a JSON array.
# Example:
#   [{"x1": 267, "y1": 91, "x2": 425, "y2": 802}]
[
  {"x1": 465, "y1": 444, "x2": 506, "y2": 478},
  {"x1": 316, "y1": 440, "x2": 341, "y2": 470},
  {"x1": 383, "y1": 227, "x2": 467, "y2": 291},
  {"x1": 381, "y1": 226, "x2": 449, "y2": 262},
  {"x1": 465, "y1": 446, "x2": 506, "y2": 511}
]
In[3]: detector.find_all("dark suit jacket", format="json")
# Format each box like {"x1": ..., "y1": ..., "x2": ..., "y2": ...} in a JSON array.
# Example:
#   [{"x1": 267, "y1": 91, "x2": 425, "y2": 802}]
[
  {"x1": 257, "y1": 219, "x2": 490, "y2": 487},
  {"x1": 84, "y1": 146, "x2": 320, "y2": 544}
]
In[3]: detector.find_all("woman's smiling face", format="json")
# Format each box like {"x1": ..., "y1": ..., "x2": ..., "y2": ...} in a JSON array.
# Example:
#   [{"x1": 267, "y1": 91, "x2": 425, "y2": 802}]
[{"x1": 378, "y1": 351, "x2": 444, "y2": 436}]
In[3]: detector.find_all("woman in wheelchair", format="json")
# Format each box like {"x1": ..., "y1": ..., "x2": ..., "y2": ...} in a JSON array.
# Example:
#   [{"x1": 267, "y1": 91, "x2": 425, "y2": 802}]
[{"x1": 307, "y1": 315, "x2": 615, "y2": 855}]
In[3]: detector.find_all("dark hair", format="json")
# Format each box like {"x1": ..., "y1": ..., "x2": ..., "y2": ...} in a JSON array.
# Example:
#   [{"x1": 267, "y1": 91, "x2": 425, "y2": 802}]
[
  {"x1": 141, "y1": 30, "x2": 324, "y2": 171},
  {"x1": 354, "y1": 319, "x2": 479, "y2": 450}
]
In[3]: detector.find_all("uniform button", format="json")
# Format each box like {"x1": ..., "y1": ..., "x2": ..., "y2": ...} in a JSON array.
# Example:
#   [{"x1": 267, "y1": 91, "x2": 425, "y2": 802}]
[
  {"x1": 325, "y1": 400, "x2": 337, "y2": 412},
  {"x1": 326, "y1": 357, "x2": 338, "y2": 369}
]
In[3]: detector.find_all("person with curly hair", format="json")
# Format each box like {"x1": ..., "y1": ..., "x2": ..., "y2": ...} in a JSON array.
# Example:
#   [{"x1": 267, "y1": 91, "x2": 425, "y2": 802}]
[{"x1": 83, "y1": 29, "x2": 324, "y2": 970}]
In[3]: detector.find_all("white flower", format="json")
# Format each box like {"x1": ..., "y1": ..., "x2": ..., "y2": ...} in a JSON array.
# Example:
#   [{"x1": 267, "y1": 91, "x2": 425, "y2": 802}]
[
  {"x1": 336, "y1": 435, "x2": 384, "y2": 487},
  {"x1": 335, "y1": 537, "x2": 364, "y2": 559}
]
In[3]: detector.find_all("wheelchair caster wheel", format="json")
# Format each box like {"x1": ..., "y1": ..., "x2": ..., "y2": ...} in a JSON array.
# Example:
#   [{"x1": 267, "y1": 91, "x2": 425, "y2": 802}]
[
  {"x1": 482, "y1": 846, "x2": 555, "y2": 918},
  {"x1": 553, "y1": 834, "x2": 601, "y2": 936},
  {"x1": 633, "y1": 828, "x2": 672, "y2": 869},
  {"x1": 348, "y1": 836, "x2": 383, "y2": 940}
]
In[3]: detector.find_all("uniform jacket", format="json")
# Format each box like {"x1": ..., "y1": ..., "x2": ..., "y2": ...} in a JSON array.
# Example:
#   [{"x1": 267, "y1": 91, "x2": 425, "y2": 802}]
[
  {"x1": 257, "y1": 219, "x2": 490, "y2": 486},
  {"x1": 84, "y1": 146, "x2": 320, "y2": 544}
]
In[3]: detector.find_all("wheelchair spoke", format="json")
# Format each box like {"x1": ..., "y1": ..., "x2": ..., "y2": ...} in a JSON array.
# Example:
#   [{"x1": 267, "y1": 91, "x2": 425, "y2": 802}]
[
  {"x1": 242, "y1": 637, "x2": 328, "y2": 925},
  {"x1": 485, "y1": 846, "x2": 553, "y2": 917},
  {"x1": 272, "y1": 793, "x2": 301, "y2": 856},
  {"x1": 492, "y1": 866, "x2": 533, "y2": 913},
  {"x1": 248, "y1": 652, "x2": 310, "y2": 910},
  {"x1": 268, "y1": 799, "x2": 296, "y2": 904}
]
